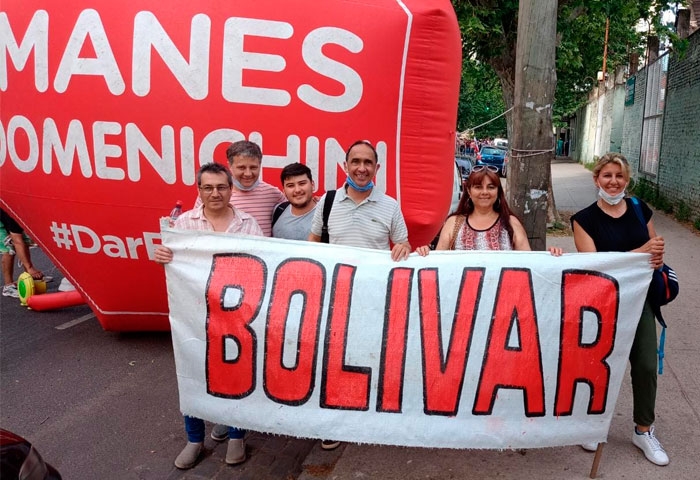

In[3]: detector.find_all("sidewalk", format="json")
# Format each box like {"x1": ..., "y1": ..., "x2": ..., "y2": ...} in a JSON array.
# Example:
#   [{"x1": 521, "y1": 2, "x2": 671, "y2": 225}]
[{"x1": 296, "y1": 161, "x2": 700, "y2": 480}]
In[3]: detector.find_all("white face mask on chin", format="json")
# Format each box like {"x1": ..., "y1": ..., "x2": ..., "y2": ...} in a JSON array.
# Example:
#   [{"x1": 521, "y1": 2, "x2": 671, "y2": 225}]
[{"x1": 598, "y1": 188, "x2": 626, "y2": 205}]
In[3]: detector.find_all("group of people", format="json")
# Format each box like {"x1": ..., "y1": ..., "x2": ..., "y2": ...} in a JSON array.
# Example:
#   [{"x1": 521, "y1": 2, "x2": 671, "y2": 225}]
[{"x1": 154, "y1": 142, "x2": 669, "y2": 469}]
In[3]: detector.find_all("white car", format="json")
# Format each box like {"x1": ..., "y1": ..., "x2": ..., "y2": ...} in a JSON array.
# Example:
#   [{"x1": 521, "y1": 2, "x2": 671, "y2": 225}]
[
  {"x1": 494, "y1": 138, "x2": 508, "y2": 148},
  {"x1": 450, "y1": 162, "x2": 463, "y2": 214}
]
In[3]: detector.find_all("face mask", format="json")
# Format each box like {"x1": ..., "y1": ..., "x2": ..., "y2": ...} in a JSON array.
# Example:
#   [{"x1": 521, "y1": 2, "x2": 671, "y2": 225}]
[
  {"x1": 598, "y1": 187, "x2": 626, "y2": 205},
  {"x1": 232, "y1": 178, "x2": 260, "y2": 192},
  {"x1": 345, "y1": 176, "x2": 374, "y2": 192}
]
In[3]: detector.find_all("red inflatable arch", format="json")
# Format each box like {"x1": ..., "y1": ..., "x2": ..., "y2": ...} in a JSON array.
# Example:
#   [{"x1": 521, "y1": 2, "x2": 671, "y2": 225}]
[{"x1": 0, "y1": 1, "x2": 461, "y2": 330}]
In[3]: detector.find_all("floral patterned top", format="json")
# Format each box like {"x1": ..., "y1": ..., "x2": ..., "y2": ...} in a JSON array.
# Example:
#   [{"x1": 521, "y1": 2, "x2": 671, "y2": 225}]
[{"x1": 455, "y1": 216, "x2": 512, "y2": 251}]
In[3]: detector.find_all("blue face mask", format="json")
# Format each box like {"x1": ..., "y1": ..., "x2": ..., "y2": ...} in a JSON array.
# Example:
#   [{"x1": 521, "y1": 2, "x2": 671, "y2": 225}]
[
  {"x1": 345, "y1": 176, "x2": 374, "y2": 192},
  {"x1": 232, "y1": 178, "x2": 260, "y2": 192}
]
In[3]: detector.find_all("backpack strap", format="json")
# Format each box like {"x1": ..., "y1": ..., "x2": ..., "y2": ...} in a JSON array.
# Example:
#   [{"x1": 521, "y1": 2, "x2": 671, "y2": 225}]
[
  {"x1": 658, "y1": 326, "x2": 666, "y2": 375},
  {"x1": 629, "y1": 197, "x2": 647, "y2": 229},
  {"x1": 631, "y1": 197, "x2": 668, "y2": 374},
  {"x1": 271, "y1": 201, "x2": 290, "y2": 227},
  {"x1": 321, "y1": 190, "x2": 336, "y2": 244}
]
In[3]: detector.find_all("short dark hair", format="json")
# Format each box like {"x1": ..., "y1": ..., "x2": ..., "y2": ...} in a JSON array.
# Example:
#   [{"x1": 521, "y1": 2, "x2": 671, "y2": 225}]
[
  {"x1": 280, "y1": 163, "x2": 313, "y2": 184},
  {"x1": 345, "y1": 140, "x2": 378, "y2": 163},
  {"x1": 197, "y1": 162, "x2": 233, "y2": 186},
  {"x1": 226, "y1": 140, "x2": 262, "y2": 164}
]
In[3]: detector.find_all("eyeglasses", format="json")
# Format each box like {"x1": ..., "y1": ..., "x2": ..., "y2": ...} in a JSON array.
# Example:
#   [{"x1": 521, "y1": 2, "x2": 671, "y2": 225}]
[
  {"x1": 471, "y1": 165, "x2": 499, "y2": 173},
  {"x1": 199, "y1": 185, "x2": 231, "y2": 194}
]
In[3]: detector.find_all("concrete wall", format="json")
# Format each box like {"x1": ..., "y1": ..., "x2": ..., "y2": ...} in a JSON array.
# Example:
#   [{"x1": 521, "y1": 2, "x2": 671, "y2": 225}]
[
  {"x1": 608, "y1": 87, "x2": 626, "y2": 153},
  {"x1": 569, "y1": 83, "x2": 625, "y2": 165},
  {"x1": 621, "y1": 69, "x2": 646, "y2": 174}
]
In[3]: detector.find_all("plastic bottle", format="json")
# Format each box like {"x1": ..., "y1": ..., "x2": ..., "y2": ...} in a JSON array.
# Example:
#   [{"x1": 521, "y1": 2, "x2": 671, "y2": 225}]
[{"x1": 168, "y1": 200, "x2": 183, "y2": 226}]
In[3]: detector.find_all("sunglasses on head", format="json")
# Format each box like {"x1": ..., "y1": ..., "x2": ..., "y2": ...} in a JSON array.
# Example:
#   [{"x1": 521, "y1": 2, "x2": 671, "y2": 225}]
[{"x1": 471, "y1": 165, "x2": 499, "y2": 173}]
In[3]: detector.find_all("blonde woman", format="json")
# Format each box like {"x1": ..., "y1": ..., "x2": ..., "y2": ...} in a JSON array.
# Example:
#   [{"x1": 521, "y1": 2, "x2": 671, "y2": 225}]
[{"x1": 571, "y1": 152, "x2": 668, "y2": 466}]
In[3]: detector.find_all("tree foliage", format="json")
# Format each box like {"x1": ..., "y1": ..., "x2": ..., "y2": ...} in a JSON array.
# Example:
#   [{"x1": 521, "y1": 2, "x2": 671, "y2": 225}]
[
  {"x1": 457, "y1": 61, "x2": 507, "y2": 138},
  {"x1": 452, "y1": 0, "x2": 678, "y2": 129}
]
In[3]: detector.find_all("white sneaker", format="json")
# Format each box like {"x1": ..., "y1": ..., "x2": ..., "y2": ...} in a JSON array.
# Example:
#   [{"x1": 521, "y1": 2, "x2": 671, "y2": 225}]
[
  {"x1": 632, "y1": 426, "x2": 669, "y2": 466},
  {"x1": 2, "y1": 284, "x2": 19, "y2": 298},
  {"x1": 581, "y1": 441, "x2": 598, "y2": 452}
]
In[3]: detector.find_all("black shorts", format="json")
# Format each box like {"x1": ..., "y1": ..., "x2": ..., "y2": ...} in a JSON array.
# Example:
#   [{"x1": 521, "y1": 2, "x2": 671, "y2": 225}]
[{"x1": 0, "y1": 209, "x2": 24, "y2": 234}]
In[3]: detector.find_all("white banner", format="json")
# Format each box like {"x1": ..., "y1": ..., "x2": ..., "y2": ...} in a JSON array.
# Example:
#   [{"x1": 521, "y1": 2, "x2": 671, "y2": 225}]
[{"x1": 162, "y1": 228, "x2": 652, "y2": 449}]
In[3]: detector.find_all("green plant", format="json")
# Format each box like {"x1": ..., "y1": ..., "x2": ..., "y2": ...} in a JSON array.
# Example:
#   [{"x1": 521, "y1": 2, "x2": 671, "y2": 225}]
[
  {"x1": 675, "y1": 200, "x2": 691, "y2": 222},
  {"x1": 654, "y1": 194, "x2": 673, "y2": 213},
  {"x1": 694, "y1": 217, "x2": 700, "y2": 231},
  {"x1": 582, "y1": 160, "x2": 596, "y2": 172},
  {"x1": 631, "y1": 177, "x2": 656, "y2": 203}
]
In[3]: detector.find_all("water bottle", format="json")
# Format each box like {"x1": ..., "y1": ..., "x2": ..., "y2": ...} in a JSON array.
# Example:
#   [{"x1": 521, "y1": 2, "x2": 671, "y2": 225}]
[{"x1": 168, "y1": 200, "x2": 183, "y2": 226}]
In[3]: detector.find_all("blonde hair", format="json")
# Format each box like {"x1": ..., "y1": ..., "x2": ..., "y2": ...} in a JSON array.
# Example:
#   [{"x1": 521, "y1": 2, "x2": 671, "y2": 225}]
[{"x1": 593, "y1": 153, "x2": 631, "y2": 182}]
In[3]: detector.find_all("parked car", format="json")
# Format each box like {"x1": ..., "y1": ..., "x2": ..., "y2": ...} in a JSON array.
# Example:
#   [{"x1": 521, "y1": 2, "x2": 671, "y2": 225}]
[
  {"x1": 475, "y1": 146, "x2": 508, "y2": 177},
  {"x1": 455, "y1": 155, "x2": 473, "y2": 181},
  {"x1": 0, "y1": 429, "x2": 62, "y2": 480},
  {"x1": 450, "y1": 162, "x2": 464, "y2": 214},
  {"x1": 494, "y1": 137, "x2": 508, "y2": 149}
]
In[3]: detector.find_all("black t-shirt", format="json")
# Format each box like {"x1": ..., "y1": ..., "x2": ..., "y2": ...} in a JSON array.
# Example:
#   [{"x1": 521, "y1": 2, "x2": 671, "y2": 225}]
[{"x1": 571, "y1": 198, "x2": 652, "y2": 252}]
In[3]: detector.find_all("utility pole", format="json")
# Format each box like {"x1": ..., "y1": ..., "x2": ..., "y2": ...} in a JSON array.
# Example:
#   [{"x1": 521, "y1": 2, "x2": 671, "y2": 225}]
[{"x1": 508, "y1": 0, "x2": 558, "y2": 251}]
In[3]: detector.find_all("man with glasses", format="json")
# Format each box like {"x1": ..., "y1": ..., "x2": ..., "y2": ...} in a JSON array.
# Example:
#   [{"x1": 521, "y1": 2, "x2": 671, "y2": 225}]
[
  {"x1": 154, "y1": 162, "x2": 261, "y2": 470},
  {"x1": 194, "y1": 140, "x2": 286, "y2": 236}
]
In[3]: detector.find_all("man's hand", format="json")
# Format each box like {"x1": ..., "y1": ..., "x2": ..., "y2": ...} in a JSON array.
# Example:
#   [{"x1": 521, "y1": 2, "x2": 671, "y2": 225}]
[
  {"x1": 390, "y1": 241, "x2": 411, "y2": 261},
  {"x1": 154, "y1": 245, "x2": 174, "y2": 264}
]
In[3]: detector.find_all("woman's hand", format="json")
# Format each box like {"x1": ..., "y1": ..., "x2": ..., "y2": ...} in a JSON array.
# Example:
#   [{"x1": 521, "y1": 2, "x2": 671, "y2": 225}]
[
  {"x1": 636, "y1": 236, "x2": 664, "y2": 268},
  {"x1": 154, "y1": 245, "x2": 174, "y2": 264},
  {"x1": 547, "y1": 246, "x2": 563, "y2": 256},
  {"x1": 415, "y1": 245, "x2": 431, "y2": 256},
  {"x1": 641, "y1": 236, "x2": 665, "y2": 255}
]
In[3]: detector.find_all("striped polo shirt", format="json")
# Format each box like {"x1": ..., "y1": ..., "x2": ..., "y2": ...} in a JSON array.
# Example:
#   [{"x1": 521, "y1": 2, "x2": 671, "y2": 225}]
[
  {"x1": 193, "y1": 181, "x2": 286, "y2": 237},
  {"x1": 310, "y1": 185, "x2": 408, "y2": 250}
]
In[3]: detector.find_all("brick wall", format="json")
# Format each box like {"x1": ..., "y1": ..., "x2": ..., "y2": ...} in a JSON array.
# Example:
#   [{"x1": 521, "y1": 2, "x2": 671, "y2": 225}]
[{"x1": 657, "y1": 30, "x2": 700, "y2": 218}]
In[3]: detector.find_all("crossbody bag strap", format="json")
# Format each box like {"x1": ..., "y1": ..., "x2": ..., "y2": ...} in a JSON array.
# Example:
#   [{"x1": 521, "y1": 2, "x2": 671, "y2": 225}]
[{"x1": 449, "y1": 215, "x2": 466, "y2": 250}]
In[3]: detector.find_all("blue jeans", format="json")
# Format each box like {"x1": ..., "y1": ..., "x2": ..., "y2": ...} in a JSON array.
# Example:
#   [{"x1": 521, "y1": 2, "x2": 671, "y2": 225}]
[{"x1": 183, "y1": 416, "x2": 245, "y2": 442}]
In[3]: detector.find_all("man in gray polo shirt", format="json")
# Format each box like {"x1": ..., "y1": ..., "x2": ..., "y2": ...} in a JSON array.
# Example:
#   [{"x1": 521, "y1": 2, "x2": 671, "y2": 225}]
[
  {"x1": 308, "y1": 140, "x2": 411, "y2": 259},
  {"x1": 308, "y1": 140, "x2": 410, "y2": 450}
]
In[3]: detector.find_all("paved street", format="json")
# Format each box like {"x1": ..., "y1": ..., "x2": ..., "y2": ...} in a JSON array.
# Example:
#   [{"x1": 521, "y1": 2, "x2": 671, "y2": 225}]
[{"x1": 1, "y1": 159, "x2": 698, "y2": 479}]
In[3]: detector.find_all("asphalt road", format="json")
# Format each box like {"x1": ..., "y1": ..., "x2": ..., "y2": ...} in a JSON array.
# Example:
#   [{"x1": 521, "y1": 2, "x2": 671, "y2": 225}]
[
  {"x1": 0, "y1": 247, "x2": 320, "y2": 480},
  {"x1": 0, "y1": 257, "x2": 183, "y2": 478}
]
